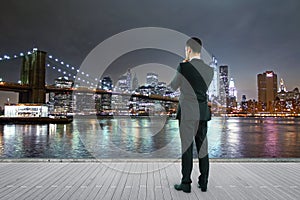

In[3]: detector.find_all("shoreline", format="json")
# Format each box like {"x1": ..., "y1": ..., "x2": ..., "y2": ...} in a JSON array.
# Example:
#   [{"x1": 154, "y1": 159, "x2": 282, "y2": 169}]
[{"x1": 1, "y1": 158, "x2": 300, "y2": 163}]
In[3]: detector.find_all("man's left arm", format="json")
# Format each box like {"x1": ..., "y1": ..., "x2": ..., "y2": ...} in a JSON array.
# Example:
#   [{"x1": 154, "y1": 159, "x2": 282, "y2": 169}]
[{"x1": 168, "y1": 64, "x2": 182, "y2": 91}]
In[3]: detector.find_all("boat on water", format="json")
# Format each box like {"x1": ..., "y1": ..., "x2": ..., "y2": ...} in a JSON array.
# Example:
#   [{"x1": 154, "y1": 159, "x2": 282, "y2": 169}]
[{"x1": 1, "y1": 104, "x2": 73, "y2": 124}]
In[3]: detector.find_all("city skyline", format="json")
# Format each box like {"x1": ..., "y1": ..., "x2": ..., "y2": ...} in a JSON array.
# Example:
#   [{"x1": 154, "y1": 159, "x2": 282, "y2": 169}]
[
  {"x1": 0, "y1": 50, "x2": 299, "y2": 117},
  {"x1": 1, "y1": 0, "x2": 300, "y2": 102},
  {"x1": 0, "y1": 60, "x2": 299, "y2": 106}
]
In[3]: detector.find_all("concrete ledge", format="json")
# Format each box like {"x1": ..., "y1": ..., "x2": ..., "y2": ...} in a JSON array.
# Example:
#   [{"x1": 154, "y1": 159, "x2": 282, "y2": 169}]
[{"x1": 1, "y1": 158, "x2": 300, "y2": 163}]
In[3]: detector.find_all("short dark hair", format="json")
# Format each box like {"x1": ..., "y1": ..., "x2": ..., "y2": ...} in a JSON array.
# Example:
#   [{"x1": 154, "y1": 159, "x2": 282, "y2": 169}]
[{"x1": 186, "y1": 37, "x2": 202, "y2": 53}]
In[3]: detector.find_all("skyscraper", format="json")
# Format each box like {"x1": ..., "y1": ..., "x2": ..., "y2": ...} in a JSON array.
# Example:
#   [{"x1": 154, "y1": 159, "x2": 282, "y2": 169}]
[
  {"x1": 49, "y1": 76, "x2": 74, "y2": 115},
  {"x1": 126, "y1": 68, "x2": 132, "y2": 91},
  {"x1": 208, "y1": 56, "x2": 219, "y2": 99},
  {"x1": 146, "y1": 72, "x2": 158, "y2": 86},
  {"x1": 257, "y1": 71, "x2": 278, "y2": 111},
  {"x1": 117, "y1": 75, "x2": 128, "y2": 91},
  {"x1": 278, "y1": 78, "x2": 287, "y2": 92},
  {"x1": 228, "y1": 78, "x2": 237, "y2": 109},
  {"x1": 101, "y1": 76, "x2": 113, "y2": 90},
  {"x1": 132, "y1": 73, "x2": 139, "y2": 91},
  {"x1": 228, "y1": 78, "x2": 237, "y2": 98},
  {"x1": 219, "y1": 65, "x2": 229, "y2": 106},
  {"x1": 97, "y1": 76, "x2": 113, "y2": 113}
]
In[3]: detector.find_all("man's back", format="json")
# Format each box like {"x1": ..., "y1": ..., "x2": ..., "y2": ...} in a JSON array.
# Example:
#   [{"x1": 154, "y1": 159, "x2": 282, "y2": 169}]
[
  {"x1": 176, "y1": 59, "x2": 214, "y2": 121},
  {"x1": 179, "y1": 59, "x2": 213, "y2": 101}
]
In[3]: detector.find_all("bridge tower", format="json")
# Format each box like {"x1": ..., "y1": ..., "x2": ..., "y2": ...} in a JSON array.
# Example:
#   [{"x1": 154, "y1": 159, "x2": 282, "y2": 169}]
[{"x1": 19, "y1": 50, "x2": 46, "y2": 104}]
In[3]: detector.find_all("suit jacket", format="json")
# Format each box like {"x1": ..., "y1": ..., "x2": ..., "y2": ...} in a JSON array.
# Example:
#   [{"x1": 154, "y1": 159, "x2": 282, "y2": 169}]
[{"x1": 169, "y1": 59, "x2": 214, "y2": 121}]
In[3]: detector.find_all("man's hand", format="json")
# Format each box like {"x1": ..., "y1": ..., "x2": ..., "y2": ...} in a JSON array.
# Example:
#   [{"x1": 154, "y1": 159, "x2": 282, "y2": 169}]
[{"x1": 208, "y1": 101, "x2": 212, "y2": 107}]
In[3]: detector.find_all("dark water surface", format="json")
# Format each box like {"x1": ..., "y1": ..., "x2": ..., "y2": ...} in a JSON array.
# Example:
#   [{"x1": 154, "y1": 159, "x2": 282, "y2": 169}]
[{"x1": 0, "y1": 117, "x2": 299, "y2": 159}]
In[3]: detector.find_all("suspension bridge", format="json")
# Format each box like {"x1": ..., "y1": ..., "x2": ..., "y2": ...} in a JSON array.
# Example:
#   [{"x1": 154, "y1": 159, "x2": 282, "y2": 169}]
[{"x1": 0, "y1": 48, "x2": 178, "y2": 104}]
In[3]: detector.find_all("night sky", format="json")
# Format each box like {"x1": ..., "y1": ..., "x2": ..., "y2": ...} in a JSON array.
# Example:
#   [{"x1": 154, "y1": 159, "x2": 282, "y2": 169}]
[{"x1": 1, "y1": 0, "x2": 300, "y2": 105}]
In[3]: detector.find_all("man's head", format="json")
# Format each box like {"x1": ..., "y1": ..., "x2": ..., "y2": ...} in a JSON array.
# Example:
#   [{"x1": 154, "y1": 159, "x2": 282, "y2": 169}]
[{"x1": 185, "y1": 37, "x2": 202, "y2": 60}]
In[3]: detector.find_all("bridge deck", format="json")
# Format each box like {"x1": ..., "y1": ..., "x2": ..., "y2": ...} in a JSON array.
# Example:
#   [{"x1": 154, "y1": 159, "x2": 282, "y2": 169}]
[{"x1": 0, "y1": 161, "x2": 299, "y2": 200}]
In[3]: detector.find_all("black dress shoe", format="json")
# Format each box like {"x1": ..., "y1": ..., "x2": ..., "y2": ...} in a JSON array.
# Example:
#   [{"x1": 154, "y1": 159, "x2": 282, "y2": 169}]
[
  {"x1": 198, "y1": 184, "x2": 207, "y2": 192},
  {"x1": 174, "y1": 183, "x2": 191, "y2": 193}
]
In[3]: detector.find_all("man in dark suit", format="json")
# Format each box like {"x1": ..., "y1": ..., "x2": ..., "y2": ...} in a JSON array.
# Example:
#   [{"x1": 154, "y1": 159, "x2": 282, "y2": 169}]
[{"x1": 169, "y1": 37, "x2": 214, "y2": 193}]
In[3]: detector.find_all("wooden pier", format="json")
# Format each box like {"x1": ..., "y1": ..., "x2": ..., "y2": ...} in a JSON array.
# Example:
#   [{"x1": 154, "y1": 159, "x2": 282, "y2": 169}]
[{"x1": 0, "y1": 160, "x2": 299, "y2": 200}]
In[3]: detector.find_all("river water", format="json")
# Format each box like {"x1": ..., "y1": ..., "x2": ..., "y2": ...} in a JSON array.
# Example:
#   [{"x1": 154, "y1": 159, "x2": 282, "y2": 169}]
[{"x1": 0, "y1": 117, "x2": 299, "y2": 159}]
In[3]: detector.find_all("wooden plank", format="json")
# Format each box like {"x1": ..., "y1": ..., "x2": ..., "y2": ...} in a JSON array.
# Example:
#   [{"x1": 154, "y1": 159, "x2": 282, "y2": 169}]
[
  {"x1": 0, "y1": 162, "x2": 299, "y2": 200},
  {"x1": 158, "y1": 162, "x2": 173, "y2": 200},
  {"x1": 58, "y1": 163, "x2": 97, "y2": 200},
  {"x1": 127, "y1": 162, "x2": 143, "y2": 199},
  {"x1": 0, "y1": 163, "x2": 20, "y2": 180},
  {"x1": 93, "y1": 162, "x2": 118, "y2": 199},
  {"x1": 103, "y1": 163, "x2": 128, "y2": 199},
  {"x1": 153, "y1": 162, "x2": 164, "y2": 200},
  {"x1": 123, "y1": 160, "x2": 140, "y2": 200},
  {"x1": 128, "y1": 162, "x2": 143, "y2": 200},
  {"x1": 242, "y1": 163, "x2": 300, "y2": 200},
  {"x1": 214, "y1": 163, "x2": 256, "y2": 200},
  {"x1": 83, "y1": 163, "x2": 112, "y2": 200},
  {"x1": 0, "y1": 163, "x2": 41, "y2": 188},
  {"x1": 111, "y1": 161, "x2": 132, "y2": 200},
  {"x1": 137, "y1": 162, "x2": 148, "y2": 200},
  {"x1": 0, "y1": 163, "x2": 57, "y2": 200},
  {"x1": 34, "y1": 163, "x2": 87, "y2": 200},
  {"x1": 197, "y1": 163, "x2": 233, "y2": 200},
  {"x1": 41, "y1": 163, "x2": 91, "y2": 200},
  {"x1": 146, "y1": 162, "x2": 155, "y2": 200},
  {"x1": 12, "y1": 163, "x2": 68, "y2": 200},
  {"x1": 73, "y1": 163, "x2": 106, "y2": 200}
]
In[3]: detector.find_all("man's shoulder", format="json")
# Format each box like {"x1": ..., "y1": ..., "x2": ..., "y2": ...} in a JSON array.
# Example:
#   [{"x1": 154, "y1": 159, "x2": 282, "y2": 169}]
[{"x1": 186, "y1": 59, "x2": 213, "y2": 71}]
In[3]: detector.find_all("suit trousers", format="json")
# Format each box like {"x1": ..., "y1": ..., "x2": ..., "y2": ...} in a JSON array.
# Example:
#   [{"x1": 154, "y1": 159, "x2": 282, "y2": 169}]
[{"x1": 179, "y1": 119, "x2": 209, "y2": 185}]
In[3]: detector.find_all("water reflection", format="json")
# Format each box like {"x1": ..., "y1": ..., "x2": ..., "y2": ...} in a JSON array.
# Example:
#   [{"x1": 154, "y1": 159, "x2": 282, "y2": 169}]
[
  {"x1": 0, "y1": 117, "x2": 299, "y2": 159},
  {"x1": 0, "y1": 123, "x2": 92, "y2": 159}
]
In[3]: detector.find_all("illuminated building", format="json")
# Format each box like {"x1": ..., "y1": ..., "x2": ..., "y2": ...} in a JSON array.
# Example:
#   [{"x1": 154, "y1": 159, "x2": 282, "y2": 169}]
[
  {"x1": 95, "y1": 76, "x2": 113, "y2": 114},
  {"x1": 257, "y1": 71, "x2": 278, "y2": 111},
  {"x1": 278, "y1": 78, "x2": 287, "y2": 93},
  {"x1": 241, "y1": 95, "x2": 247, "y2": 112},
  {"x1": 275, "y1": 78, "x2": 300, "y2": 113},
  {"x1": 101, "y1": 76, "x2": 113, "y2": 90},
  {"x1": 146, "y1": 72, "x2": 158, "y2": 86},
  {"x1": 132, "y1": 73, "x2": 139, "y2": 91},
  {"x1": 126, "y1": 68, "x2": 132, "y2": 90},
  {"x1": 228, "y1": 78, "x2": 237, "y2": 109},
  {"x1": 219, "y1": 65, "x2": 229, "y2": 107},
  {"x1": 208, "y1": 56, "x2": 219, "y2": 99},
  {"x1": 117, "y1": 75, "x2": 128, "y2": 91},
  {"x1": 49, "y1": 76, "x2": 74, "y2": 115},
  {"x1": 229, "y1": 78, "x2": 237, "y2": 97},
  {"x1": 5, "y1": 104, "x2": 48, "y2": 117},
  {"x1": 73, "y1": 92, "x2": 96, "y2": 115},
  {"x1": 54, "y1": 76, "x2": 73, "y2": 88}
]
